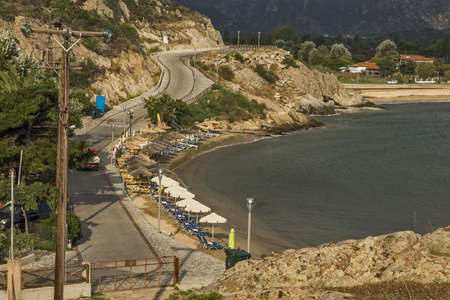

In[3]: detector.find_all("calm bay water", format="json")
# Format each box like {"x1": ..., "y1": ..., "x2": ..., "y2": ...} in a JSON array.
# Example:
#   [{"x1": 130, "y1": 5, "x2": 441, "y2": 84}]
[{"x1": 175, "y1": 103, "x2": 450, "y2": 253}]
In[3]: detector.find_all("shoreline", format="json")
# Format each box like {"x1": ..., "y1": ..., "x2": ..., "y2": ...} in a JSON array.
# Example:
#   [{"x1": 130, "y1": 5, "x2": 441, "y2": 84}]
[
  {"x1": 131, "y1": 132, "x2": 276, "y2": 260},
  {"x1": 131, "y1": 90, "x2": 450, "y2": 261},
  {"x1": 344, "y1": 83, "x2": 450, "y2": 103}
]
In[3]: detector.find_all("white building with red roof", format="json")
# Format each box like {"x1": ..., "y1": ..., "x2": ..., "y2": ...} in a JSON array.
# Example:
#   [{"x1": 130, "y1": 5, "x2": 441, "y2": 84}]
[{"x1": 348, "y1": 62, "x2": 380, "y2": 74}]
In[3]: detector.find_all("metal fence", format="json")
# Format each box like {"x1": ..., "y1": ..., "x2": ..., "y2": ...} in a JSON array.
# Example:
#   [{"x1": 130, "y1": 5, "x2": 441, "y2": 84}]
[
  {"x1": 22, "y1": 264, "x2": 89, "y2": 288},
  {"x1": 90, "y1": 256, "x2": 179, "y2": 292}
]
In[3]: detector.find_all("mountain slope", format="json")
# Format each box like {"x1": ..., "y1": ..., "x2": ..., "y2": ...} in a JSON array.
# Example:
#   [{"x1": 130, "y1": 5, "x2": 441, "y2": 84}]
[{"x1": 174, "y1": 0, "x2": 450, "y2": 38}]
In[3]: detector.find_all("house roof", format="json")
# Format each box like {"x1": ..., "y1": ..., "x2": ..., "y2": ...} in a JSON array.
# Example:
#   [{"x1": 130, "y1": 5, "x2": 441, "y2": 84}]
[
  {"x1": 349, "y1": 62, "x2": 380, "y2": 70},
  {"x1": 397, "y1": 55, "x2": 435, "y2": 62}
]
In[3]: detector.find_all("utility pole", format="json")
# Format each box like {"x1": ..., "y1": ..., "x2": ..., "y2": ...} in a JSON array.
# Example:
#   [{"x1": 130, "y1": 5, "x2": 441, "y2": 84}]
[{"x1": 21, "y1": 24, "x2": 111, "y2": 300}]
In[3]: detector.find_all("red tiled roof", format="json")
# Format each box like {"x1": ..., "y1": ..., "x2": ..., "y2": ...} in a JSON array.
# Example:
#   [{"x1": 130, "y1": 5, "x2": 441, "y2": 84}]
[
  {"x1": 397, "y1": 55, "x2": 435, "y2": 62},
  {"x1": 350, "y1": 62, "x2": 379, "y2": 70}
]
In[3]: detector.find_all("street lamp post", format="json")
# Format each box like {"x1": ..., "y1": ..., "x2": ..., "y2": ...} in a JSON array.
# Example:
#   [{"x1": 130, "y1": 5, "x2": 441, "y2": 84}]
[
  {"x1": 122, "y1": 105, "x2": 127, "y2": 140},
  {"x1": 128, "y1": 110, "x2": 134, "y2": 137},
  {"x1": 111, "y1": 124, "x2": 115, "y2": 164},
  {"x1": 216, "y1": 60, "x2": 219, "y2": 83},
  {"x1": 194, "y1": 47, "x2": 196, "y2": 69},
  {"x1": 247, "y1": 197, "x2": 254, "y2": 253},
  {"x1": 122, "y1": 145, "x2": 126, "y2": 192},
  {"x1": 237, "y1": 31, "x2": 240, "y2": 48},
  {"x1": 258, "y1": 32, "x2": 260, "y2": 48},
  {"x1": 158, "y1": 169, "x2": 163, "y2": 234}
]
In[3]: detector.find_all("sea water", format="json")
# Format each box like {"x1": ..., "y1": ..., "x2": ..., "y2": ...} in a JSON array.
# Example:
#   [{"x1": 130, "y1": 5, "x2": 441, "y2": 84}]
[{"x1": 175, "y1": 102, "x2": 450, "y2": 253}]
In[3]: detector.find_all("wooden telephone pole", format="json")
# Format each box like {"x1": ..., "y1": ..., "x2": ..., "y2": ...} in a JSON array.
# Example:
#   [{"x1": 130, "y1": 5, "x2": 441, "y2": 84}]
[{"x1": 21, "y1": 24, "x2": 111, "y2": 300}]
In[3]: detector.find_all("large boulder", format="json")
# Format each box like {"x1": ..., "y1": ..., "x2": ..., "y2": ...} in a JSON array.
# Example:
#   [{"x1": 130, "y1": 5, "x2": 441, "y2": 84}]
[{"x1": 203, "y1": 227, "x2": 450, "y2": 299}]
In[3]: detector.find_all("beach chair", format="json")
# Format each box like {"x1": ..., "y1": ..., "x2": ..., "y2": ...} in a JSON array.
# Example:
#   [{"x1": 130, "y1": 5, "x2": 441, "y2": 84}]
[{"x1": 201, "y1": 236, "x2": 225, "y2": 251}]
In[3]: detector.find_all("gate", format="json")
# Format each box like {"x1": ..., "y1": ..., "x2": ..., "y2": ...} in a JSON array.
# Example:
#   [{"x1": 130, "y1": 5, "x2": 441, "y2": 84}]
[{"x1": 90, "y1": 256, "x2": 179, "y2": 292}]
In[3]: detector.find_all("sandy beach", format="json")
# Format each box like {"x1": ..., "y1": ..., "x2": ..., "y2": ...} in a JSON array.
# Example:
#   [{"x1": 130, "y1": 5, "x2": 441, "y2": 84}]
[
  {"x1": 128, "y1": 84, "x2": 450, "y2": 261},
  {"x1": 129, "y1": 132, "x2": 274, "y2": 261},
  {"x1": 344, "y1": 83, "x2": 450, "y2": 103}
]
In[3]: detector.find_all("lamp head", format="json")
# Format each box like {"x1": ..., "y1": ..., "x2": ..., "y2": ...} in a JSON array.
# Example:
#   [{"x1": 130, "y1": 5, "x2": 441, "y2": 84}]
[
  {"x1": 247, "y1": 197, "x2": 254, "y2": 210},
  {"x1": 158, "y1": 168, "x2": 163, "y2": 180},
  {"x1": 112, "y1": 124, "x2": 115, "y2": 129}
]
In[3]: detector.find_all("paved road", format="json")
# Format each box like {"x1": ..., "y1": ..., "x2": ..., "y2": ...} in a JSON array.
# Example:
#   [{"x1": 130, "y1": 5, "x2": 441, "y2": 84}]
[{"x1": 67, "y1": 49, "x2": 225, "y2": 285}]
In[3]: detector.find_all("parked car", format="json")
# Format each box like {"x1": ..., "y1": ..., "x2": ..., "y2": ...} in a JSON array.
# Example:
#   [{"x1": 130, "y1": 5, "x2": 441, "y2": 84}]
[
  {"x1": 0, "y1": 203, "x2": 51, "y2": 230},
  {"x1": 387, "y1": 79, "x2": 398, "y2": 84},
  {"x1": 80, "y1": 148, "x2": 100, "y2": 170}
]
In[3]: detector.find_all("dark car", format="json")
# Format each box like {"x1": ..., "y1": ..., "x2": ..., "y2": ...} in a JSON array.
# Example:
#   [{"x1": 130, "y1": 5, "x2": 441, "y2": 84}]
[{"x1": 0, "y1": 203, "x2": 51, "y2": 230}]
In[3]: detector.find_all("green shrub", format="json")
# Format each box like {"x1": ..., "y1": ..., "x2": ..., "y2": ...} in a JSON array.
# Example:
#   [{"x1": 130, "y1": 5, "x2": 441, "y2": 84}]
[
  {"x1": 0, "y1": 230, "x2": 38, "y2": 263},
  {"x1": 234, "y1": 52, "x2": 244, "y2": 63},
  {"x1": 147, "y1": 46, "x2": 161, "y2": 55},
  {"x1": 282, "y1": 56, "x2": 299, "y2": 68},
  {"x1": 70, "y1": 58, "x2": 101, "y2": 89},
  {"x1": 39, "y1": 210, "x2": 82, "y2": 246},
  {"x1": 195, "y1": 61, "x2": 210, "y2": 71},
  {"x1": 180, "y1": 86, "x2": 266, "y2": 127},
  {"x1": 219, "y1": 65, "x2": 234, "y2": 81},
  {"x1": 255, "y1": 64, "x2": 276, "y2": 84},
  {"x1": 167, "y1": 289, "x2": 222, "y2": 300}
]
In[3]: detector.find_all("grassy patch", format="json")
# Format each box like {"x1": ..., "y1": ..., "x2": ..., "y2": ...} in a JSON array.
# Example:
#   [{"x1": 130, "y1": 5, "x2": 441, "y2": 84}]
[
  {"x1": 334, "y1": 281, "x2": 450, "y2": 300},
  {"x1": 180, "y1": 86, "x2": 266, "y2": 127},
  {"x1": 255, "y1": 64, "x2": 276, "y2": 84},
  {"x1": 167, "y1": 288, "x2": 222, "y2": 300},
  {"x1": 219, "y1": 65, "x2": 234, "y2": 81}
]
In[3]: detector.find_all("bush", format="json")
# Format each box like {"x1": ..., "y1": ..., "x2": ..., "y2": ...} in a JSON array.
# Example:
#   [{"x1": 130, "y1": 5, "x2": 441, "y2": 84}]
[
  {"x1": 282, "y1": 56, "x2": 299, "y2": 68},
  {"x1": 38, "y1": 209, "x2": 82, "y2": 247},
  {"x1": 255, "y1": 64, "x2": 276, "y2": 84},
  {"x1": 234, "y1": 52, "x2": 244, "y2": 63},
  {"x1": 0, "y1": 230, "x2": 38, "y2": 263},
  {"x1": 180, "y1": 86, "x2": 266, "y2": 127},
  {"x1": 167, "y1": 289, "x2": 222, "y2": 300},
  {"x1": 219, "y1": 65, "x2": 234, "y2": 81},
  {"x1": 70, "y1": 58, "x2": 101, "y2": 89}
]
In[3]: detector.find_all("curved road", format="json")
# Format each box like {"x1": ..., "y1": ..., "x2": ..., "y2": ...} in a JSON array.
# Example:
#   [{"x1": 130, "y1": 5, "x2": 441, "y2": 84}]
[{"x1": 69, "y1": 49, "x2": 217, "y2": 262}]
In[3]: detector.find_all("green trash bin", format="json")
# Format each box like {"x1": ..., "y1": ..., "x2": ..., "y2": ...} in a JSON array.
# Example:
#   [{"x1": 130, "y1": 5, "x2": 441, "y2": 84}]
[
  {"x1": 225, "y1": 249, "x2": 251, "y2": 270},
  {"x1": 92, "y1": 108, "x2": 102, "y2": 119}
]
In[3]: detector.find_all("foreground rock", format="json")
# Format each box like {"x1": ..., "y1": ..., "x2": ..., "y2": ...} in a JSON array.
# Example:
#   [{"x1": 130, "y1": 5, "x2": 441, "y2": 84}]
[{"x1": 203, "y1": 227, "x2": 450, "y2": 299}]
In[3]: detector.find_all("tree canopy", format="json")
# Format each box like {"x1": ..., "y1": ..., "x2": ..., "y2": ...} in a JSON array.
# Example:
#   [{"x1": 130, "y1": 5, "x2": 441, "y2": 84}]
[
  {"x1": 416, "y1": 62, "x2": 436, "y2": 79},
  {"x1": 144, "y1": 92, "x2": 189, "y2": 128},
  {"x1": 375, "y1": 39, "x2": 399, "y2": 58}
]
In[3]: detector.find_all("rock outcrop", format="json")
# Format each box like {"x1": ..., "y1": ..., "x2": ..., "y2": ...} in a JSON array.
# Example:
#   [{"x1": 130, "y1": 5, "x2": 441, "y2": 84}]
[
  {"x1": 0, "y1": 0, "x2": 223, "y2": 106},
  {"x1": 198, "y1": 49, "x2": 371, "y2": 133},
  {"x1": 203, "y1": 227, "x2": 450, "y2": 299}
]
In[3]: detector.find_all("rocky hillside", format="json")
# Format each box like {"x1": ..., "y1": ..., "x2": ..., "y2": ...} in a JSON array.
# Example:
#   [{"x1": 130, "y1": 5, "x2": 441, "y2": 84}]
[
  {"x1": 203, "y1": 227, "x2": 450, "y2": 299},
  {"x1": 173, "y1": 0, "x2": 450, "y2": 39},
  {"x1": 0, "y1": 0, "x2": 223, "y2": 106},
  {"x1": 197, "y1": 49, "x2": 370, "y2": 133}
]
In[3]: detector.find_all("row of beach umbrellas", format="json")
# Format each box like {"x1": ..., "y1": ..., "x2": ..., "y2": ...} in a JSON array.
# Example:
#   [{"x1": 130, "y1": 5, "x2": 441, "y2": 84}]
[{"x1": 150, "y1": 174, "x2": 227, "y2": 241}]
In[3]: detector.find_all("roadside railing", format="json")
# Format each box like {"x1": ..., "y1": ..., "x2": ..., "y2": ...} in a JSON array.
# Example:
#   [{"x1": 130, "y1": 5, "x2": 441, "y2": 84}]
[
  {"x1": 90, "y1": 256, "x2": 179, "y2": 292},
  {"x1": 22, "y1": 263, "x2": 89, "y2": 288}
]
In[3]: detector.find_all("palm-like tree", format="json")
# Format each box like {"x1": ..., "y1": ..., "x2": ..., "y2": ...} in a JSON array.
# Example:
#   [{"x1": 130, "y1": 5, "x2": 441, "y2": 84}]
[{"x1": 0, "y1": 65, "x2": 38, "y2": 93}]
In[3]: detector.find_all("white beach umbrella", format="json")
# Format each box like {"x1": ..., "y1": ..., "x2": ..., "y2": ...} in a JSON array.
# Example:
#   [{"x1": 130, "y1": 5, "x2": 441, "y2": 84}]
[
  {"x1": 165, "y1": 185, "x2": 195, "y2": 199},
  {"x1": 151, "y1": 175, "x2": 179, "y2": 188},
  {"x1": 176, "y1": 199, "x2": 211, "y2": 222},
  {"x1": 199, "y1": 212, "x2": 227, "y2": 241}
]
